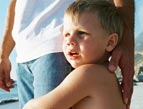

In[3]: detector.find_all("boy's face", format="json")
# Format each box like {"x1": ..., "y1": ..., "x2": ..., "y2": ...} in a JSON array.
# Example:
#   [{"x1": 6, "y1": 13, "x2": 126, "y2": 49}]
[{"x1": 63, "y1": 12, "x2": 110, "y2": 68}]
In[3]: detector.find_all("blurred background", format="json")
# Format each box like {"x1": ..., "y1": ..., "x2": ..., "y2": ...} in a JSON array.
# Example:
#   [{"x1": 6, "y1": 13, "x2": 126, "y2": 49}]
[
  {"x1": 0, "y1": 0, "x2": 143, "y2": 109},
  {"x1": 0, "y1": 0, "x2": 143, "y2": 81}
]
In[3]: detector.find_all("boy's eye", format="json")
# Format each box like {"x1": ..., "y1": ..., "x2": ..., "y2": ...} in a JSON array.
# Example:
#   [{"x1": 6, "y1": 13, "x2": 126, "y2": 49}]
[
  {"x1": 77, "y1": 31, "x2": 89, "y2": 39},
  {"x1": 64, "y1": 33, "x2": 70, "y2": 37},
  {"x1": 78, "y1": 31, "x2": 86, "y2": 35}
]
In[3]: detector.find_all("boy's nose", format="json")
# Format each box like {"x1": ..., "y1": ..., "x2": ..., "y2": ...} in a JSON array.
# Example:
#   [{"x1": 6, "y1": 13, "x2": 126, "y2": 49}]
[{"x1": 66, "y1": 36, "x2": 76, "y2": 46}]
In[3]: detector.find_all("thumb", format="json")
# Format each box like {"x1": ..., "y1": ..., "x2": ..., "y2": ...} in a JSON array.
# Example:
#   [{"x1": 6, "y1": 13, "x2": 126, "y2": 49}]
[{"x1": 108, "y1": 51, "x2": 121, "y2": 72}]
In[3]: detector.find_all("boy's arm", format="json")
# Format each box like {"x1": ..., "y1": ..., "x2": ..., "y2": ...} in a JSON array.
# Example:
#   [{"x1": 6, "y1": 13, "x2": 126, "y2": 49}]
[
  {"x1": 23, "y1": 66, "x2": 92, "y2": 109},
  {"x1": 23, "y1": 65, "x2": 124, "y2": 109},
  {"x1": 108, "y1": 0, "x2": 134, "y2": 107},
  {"x1": 0, "y1": 0, "x2": 16, "y2": 91}
]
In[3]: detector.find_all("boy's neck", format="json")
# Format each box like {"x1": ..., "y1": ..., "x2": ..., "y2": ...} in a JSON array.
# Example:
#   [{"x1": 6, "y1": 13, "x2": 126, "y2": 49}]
[{"x1": 97, "y1": 52, "x2": 111, "y2": 65}]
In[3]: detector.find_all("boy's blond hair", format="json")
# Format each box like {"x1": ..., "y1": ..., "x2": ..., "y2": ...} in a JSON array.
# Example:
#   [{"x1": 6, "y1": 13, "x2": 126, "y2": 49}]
[{"x1": 65, "y1": 0, "x2": 124, "y2": 44}]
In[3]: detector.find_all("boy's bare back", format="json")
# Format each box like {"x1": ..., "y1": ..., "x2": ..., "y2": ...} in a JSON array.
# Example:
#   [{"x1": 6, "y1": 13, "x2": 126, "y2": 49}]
[{"x1": 63, "y1": 64, "x2": 125, "y2": 109}]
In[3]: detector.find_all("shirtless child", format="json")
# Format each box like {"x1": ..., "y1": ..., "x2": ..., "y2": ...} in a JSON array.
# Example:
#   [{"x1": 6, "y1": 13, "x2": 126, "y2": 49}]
[{"x1": 23, "y1": 1, "x2": 125, "y2": 109}]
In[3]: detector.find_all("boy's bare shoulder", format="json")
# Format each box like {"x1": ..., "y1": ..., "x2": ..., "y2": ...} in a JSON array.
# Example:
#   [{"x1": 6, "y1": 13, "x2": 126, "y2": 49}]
[
  {"x1": 74, "y1": 64, "x2": 110, "y2": 75},
  {"x1": 71, "y1": 64, "x2": 116, "y2": 85}
]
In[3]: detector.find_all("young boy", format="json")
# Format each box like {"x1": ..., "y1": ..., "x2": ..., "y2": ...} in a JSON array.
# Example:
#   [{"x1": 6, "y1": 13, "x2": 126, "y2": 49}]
[{"x1": 23, "y1": 0, "x2": 125, "y2": 109}]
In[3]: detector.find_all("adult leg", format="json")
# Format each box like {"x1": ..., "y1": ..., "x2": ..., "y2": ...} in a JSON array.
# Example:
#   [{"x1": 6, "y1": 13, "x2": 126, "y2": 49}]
[
  {"x1": 30, "y1": 52, "x2": 72, "y2": 98},
  {"x1": 16, "y1": 63, "x2": 34, "y2": 109},
  {"x1": 16, "y1": 52, "x2": 72, "y2": 109}
]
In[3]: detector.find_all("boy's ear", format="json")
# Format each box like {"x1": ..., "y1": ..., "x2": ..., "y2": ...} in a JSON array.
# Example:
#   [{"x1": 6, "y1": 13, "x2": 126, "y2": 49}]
[{"x1": 105, "y1": 33, "x2": 118, "y2": 52}]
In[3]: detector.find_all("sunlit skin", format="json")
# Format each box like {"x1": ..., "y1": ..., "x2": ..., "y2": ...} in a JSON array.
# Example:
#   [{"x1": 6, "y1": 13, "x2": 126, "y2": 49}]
[
  {"x1": 63, "y1": 12, "x2": 116, "y2": 68},
  {"x1": 23, "y1": 11, "x2": 125, "y2": 109}
]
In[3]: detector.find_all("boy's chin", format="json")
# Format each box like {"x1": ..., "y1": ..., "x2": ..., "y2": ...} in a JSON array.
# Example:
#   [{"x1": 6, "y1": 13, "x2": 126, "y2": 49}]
[{"x1": 70, "y1": 63, "x2": 81, "y2": 68}]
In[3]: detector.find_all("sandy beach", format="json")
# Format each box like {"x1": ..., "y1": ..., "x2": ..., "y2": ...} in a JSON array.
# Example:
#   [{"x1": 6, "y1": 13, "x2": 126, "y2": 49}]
[
  {"x1": 130, "y1": 82, "x2": 143, "y2": 109},
  {"x1": 0, "y1": 82, "x2": 143, "y2": 109}
]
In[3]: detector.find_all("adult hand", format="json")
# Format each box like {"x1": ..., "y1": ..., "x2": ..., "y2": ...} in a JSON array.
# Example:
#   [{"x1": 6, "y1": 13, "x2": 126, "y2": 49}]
[
  {"x1": 0, "y1": 58, "x2": 15, "y2": 92},
  {"x1": 108, "y1": 44, "x2": 134, "y2": 107}
]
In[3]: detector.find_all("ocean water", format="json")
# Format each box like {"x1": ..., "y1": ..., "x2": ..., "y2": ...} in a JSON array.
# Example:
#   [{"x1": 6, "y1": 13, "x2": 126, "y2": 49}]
[{"x1": 0, "y1": 83, "x2": 18, "y2": 101}]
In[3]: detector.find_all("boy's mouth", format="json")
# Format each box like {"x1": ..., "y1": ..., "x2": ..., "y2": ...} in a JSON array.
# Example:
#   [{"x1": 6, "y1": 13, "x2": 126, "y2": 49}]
[
  {"x1": 69, "y1": 51, "x2": 79, "y2": 56},
  {"x1": 68, "y1": 50, "x2": 80, "y2": 59}
]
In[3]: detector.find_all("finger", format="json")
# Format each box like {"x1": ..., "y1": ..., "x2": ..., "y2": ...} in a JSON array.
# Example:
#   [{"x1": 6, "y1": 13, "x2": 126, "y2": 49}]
[
  {"x1": 1, "y1": 85, "x2": 10, "y2": 92},
  {"x1": 4, "y1": 70, "x2": 12, "y2": 87},
  {"x1": 6, "y1": 79, "x2": 15, "y2": 88},
  {"x1": 121, "y1": 81, "x2": 128, "y2": 104},
  {"x1": 121, "y1": 75, "x2": 133, "y2": 105},
  {"x1": 126, "y1": 105, "x2": 130, "y2": 109},
  {"x1": 10, "y1": 79, "x2": 15, "y2": 84},
  {"x1": 0, "y1": 79, "x2": 10, "y2": 92},
  {"x1": 121, "y1": 63, "x2": 134, "y2": 105},
  {"x1": 0, "y1": 72, "x2": 12, "y2": 91},
  {"x1": 0, "y1": 66, "x2": 11, "y2": 91},
  {"x1": 108, "y1": 51, "x2": 121, "y2": 72}
]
